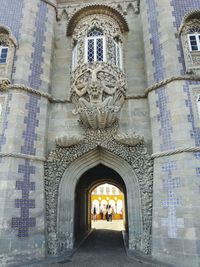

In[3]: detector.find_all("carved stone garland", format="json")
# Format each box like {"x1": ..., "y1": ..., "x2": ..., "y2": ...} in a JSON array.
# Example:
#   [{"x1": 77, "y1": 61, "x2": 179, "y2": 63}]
[{"x1": 44, "y1": 126, "x2": 153, "y2": 256}]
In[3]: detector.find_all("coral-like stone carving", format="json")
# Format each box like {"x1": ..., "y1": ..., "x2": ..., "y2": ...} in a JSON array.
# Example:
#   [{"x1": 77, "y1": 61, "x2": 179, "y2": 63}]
[
  {"x1": 71, "y1": 63, "x2": 126, "y2": 129},
  {"x1": 44, "y1": 126, "x2": 153, "y2": 256}
]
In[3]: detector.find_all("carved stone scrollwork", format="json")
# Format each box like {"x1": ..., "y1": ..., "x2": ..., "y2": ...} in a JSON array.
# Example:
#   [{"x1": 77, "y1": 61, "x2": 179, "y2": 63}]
[
  {"x1": 56, "y1": 135, "x2": 83, "y2": 147},
  {"x1": 44, "y1": 126, "x2": 153, "y2": 256},
  {"x1": 114, "y1": 132, "x2": 144, "y2": 146},
  {"x1": 70, "y1": 62, "x2": 126, "y2": 129}
]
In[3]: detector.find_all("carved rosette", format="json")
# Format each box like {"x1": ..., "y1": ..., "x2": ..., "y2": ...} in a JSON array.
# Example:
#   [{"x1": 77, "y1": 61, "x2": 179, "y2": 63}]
[{"x1": 70, "y1": 62, "x2": 126, "y2": 129}]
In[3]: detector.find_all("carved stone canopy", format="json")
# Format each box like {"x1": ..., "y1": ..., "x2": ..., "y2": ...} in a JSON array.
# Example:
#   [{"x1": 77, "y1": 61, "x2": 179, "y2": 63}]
[{"x1": 66, "y1": 4, "x2": 129, "y2": 36}]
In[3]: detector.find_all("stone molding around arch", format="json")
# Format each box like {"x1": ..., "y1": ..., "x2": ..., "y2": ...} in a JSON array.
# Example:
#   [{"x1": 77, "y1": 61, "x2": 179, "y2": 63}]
[
  {"x1": 44, "y1": 126, "x2": 153, "y2": 256},
  {"x1": 66, "y1": 4, "x2": 129, "y2": 37}
]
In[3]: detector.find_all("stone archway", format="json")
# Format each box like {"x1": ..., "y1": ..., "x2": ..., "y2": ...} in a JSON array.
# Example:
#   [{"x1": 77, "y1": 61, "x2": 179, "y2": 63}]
[
  {"x1": 44, "y1": 127, "x2": 153, "y2": 256},
  {"x1": 74, "y1": 164, "x2": 128, "y2": 243}
]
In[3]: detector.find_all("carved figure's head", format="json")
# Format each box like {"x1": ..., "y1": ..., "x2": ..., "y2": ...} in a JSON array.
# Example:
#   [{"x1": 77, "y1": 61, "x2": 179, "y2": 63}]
[{"x1": 88, "y1": 80, "x2": 102, "y2": 99}]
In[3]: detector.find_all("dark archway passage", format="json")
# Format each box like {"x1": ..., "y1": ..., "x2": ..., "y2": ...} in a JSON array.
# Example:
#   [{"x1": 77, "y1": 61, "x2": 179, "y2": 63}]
[{"x1": 74, "y1": 164, "x2": 128, "y2": 246}]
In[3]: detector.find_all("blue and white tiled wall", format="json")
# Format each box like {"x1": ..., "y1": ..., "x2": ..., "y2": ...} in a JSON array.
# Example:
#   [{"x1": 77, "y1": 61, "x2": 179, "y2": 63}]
[
  {"x1": 0, "y1": 0, "x2": 55, "y2": 259},
  {"x1": 142, "y1": 0, "x2": 200, "y2": 264},
  {"x1": 145, "y1": 0, "x2": 176, "y2": 152},
  {"x1": 144, "y1": 0, "x2": 200, "y2": 153},
  {"x1": 153, "y1": 154, "x2": 200, "y2": 264}
]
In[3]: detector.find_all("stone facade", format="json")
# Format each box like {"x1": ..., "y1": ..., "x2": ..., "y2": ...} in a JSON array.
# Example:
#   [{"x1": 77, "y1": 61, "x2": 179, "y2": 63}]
[{"x1": 0, "y1": 0, "x2": 200, "y2": 266}]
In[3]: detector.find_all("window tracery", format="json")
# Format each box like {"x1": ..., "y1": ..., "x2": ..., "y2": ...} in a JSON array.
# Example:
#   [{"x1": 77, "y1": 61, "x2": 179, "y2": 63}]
[
  {"x1": 188, "y1": 26, "x2": 200, "y2": 51},
  {"x1": 71, "y1": 15, "x2": 124, "y2": 71},
  {"x1": 85, "y1": 28, "x2": 105, "y2": 63}
]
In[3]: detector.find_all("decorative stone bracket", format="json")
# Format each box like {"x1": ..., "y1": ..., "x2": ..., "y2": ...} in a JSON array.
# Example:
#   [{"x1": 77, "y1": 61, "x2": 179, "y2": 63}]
[{"x1": 70, "y1": 63, "x2": 126, "y2": 129}]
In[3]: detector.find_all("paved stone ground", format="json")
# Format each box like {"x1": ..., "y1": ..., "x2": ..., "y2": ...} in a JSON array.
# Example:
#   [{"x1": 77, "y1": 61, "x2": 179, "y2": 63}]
[
  {"x1": 11, "y1": 221, "x2": 166, "y2": 267},
  {"x1": 29, "y1": 228, "x2": 164, "y2": 267}
]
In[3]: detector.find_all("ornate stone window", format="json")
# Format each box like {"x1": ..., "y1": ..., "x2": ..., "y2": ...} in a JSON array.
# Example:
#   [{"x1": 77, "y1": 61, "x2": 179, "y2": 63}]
[
  {"x1": 68, "y1": 6, "x2": 129, "y2": 129},
  {"x1": 0, "y1": 25, "x2": 17, "y2": 82},
  {"x1": 85, "y1": 28, "x2": 106, "y2": 63},
  {"x1": 180, "y1": 12, "x2": 200, "y2": 74}
]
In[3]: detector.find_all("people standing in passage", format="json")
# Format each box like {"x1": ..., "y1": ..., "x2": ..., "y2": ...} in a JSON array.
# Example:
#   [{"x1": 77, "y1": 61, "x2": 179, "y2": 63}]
[
  {"x1": 93, "y1": 205, "x2": 97, "y2": 222},
  {"x1": 106, "y1": 204, "x2": 109, "y2": 221},
  {"x1": 100, "y1": 208, "x2": 103, "y2": 220},
  {"x1": 103, "y1": 204, "x2": 106, "y2": 220},
  {"x1": 108, "y1": 205, "x2": 113, "y2": 222}
]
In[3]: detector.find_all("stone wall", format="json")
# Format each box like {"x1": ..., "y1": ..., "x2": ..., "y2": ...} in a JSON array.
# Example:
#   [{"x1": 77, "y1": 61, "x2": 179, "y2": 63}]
[
  {"x1": 0, "y1": 0, "x2": 56, "y2": 265},
  {"x1": 0, "y1": 0, "x2": 200, "y2": 266},
  {"x1": 141, "y1": 0, "x2": 200, "y2": 266}
]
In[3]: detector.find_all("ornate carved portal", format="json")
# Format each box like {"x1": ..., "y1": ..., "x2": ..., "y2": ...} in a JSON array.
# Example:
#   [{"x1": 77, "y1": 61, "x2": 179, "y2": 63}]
[
  {"x1": 44, "y1": 6, "x2": 153, "y2": 258},
  {"x1": 44, "y1": 126, "x2": 153, "y2": 256}
]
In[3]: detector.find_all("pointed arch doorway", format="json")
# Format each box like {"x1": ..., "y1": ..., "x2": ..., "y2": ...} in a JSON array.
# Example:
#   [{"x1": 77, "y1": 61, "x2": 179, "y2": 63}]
[
  {"x1": 45, "y1": 130, "x2": 153, "y2": 256},
  {"x1": 74, "y1": 164, "x2": 128, "y2": 243}
]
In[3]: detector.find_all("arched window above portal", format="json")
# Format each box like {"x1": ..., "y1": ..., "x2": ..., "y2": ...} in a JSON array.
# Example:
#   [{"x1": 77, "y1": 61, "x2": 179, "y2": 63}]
[
  {"x1": 69, "y1": 6, "x2": 127, "y2": 130},
  {"x1": 179, "y1": 11, "x2": 200, "y2": 75},
  {"x1": 67, "y1": 5, "x2": 128, "y2": 72}
]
